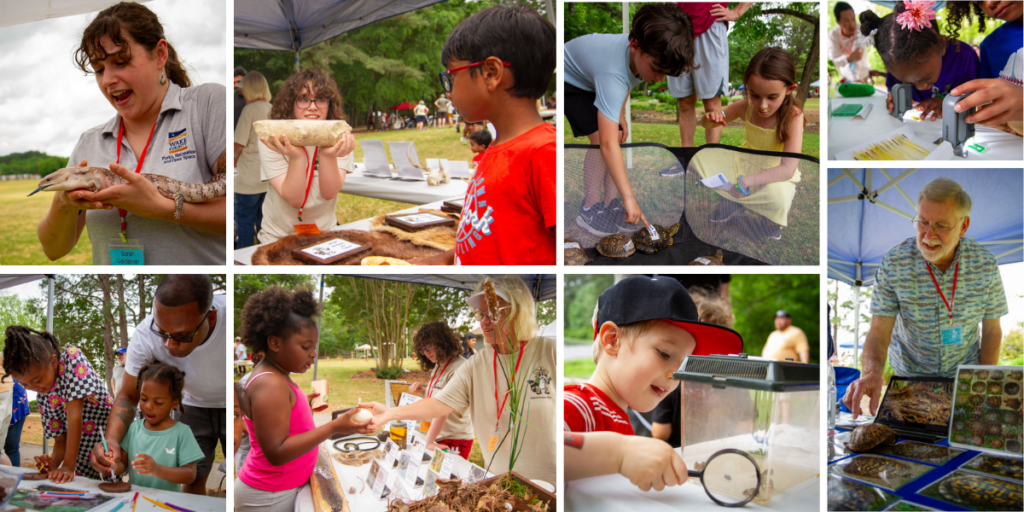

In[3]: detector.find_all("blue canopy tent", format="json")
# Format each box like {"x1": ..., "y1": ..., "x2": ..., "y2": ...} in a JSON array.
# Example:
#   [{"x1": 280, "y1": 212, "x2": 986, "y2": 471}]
[
  {"x1": 827, "y1": 168, "x2": 1023, "y2": 364},
  {"x1": 234, "y1": 0, "x2": 447, "y2": 69}
]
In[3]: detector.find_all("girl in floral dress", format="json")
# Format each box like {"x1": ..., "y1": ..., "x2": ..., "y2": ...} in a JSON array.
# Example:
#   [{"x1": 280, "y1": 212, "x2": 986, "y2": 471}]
[{"x1": 2, "y1": 326, "x2": 112, "y2": 482}]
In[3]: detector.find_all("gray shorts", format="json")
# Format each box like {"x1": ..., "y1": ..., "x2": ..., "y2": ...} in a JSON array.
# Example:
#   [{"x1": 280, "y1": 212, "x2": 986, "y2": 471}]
[
  {"x1": 234, "y1": 478, "x2": 305, "y2": 512},
  {"x1": 179, "y1": 405, "x2": 225, "y2": 483},
  {"x1": 668, "y1": 21, "x2": 729, "y2": 100}
]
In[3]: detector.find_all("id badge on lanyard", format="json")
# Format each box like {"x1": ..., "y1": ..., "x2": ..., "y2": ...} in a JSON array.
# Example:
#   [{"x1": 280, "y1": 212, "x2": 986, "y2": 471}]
[
  {"x1": 293, "y1": 147, "x2": 321, "y2": 235},
  {"x1": 111, "y1": 119, "x2": 157, "y2": 265},
  {"x1": 941, "y1": 324, "x2": 963, "y2": 346}
]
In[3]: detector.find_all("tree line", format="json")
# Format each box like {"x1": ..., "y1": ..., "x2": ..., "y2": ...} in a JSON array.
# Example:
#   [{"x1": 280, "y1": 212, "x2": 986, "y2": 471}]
[{"x1": 1, "y1": 151, "x2": 68, "y2": 177}]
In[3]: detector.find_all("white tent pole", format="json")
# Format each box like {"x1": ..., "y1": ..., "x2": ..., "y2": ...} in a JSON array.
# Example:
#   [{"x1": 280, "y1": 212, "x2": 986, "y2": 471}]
[
  {"x1": 622, "y1": 3, "x2": 632, "y2": 169},
  {"x1": 313, "y1": 274, "x2": 324, "y2": 381},
  {"x1": 828, "y1": 195, "x2": 862, "y2": 204},
  {"x1": 877, "y1": 168, "x2": 917, "y2": 208},
  {"x1": 873, "y1": 199, "x2": 916, "y2": 220},
  {"x1": 852, "y1": 265, "x2": 862, "y2": 370},
  {"x1": 842, "y1": 169, "x2": 866, "y2": 192},
  {"x1": 44, "y1": 275, "x2": 54, "y2": 456},
  {"x1": 992, "y1": 246, "x2": 1024, "y2": 260},
  {"x1": 874, "y1": 168, "x2": 917, "y2": 197},
  {"x1": 827, "y1": 267, "x2": 856, "y2": 284},
  {"x1": 827, "y1": 172, "x2": 849, "y2": 187},
  {"x1": 978, "y1": 240, "x2": 1024, "y2": 245}
]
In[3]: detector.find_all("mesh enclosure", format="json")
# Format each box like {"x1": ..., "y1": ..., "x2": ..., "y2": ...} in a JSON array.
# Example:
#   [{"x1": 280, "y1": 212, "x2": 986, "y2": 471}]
[{"x1": 564, "y1": 143, "x2": 819, "y2": 265}]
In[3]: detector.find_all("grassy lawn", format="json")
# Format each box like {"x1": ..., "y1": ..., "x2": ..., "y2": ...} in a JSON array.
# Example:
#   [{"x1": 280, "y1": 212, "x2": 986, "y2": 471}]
[
  {"x1": 564, "y1": 338, "x2": 592, "y2": 346},
  {"x1": 0, "y1": 180, "x2": 93, "y2": 265},
  {"x1": 565, "y1": 359, "x2": 596, "y2": 380},
  {"x1": 240, "y1": 357, "x2": 485, "y2": 468},
  {"x1": 335, "y1": 128, "x2": 479, "y2": 224}
]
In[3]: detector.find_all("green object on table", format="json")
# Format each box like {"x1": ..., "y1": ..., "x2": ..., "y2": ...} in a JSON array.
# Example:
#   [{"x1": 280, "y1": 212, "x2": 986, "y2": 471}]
[
  {"x1": 839, "y1": 83, "x2": 876, "y2": 97},
  {"x1": 832, "y1": 103, "x2": 864, "y2": 117}
]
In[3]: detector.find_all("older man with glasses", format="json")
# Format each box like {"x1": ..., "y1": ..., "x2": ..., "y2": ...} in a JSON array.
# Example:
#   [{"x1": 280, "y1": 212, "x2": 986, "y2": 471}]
[
  {"x1": 843, "y1": 178, "x2": 1007, "y2": 419},
  {"x1": 90, "y1": 274, "x2": 226, "y2": 495}
]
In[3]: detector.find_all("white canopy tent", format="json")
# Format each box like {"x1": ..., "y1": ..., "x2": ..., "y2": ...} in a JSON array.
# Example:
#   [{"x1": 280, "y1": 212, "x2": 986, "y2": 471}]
[
  {"x1": 827, "y1": 168, "x2": 1023, "y2": 365},
  {"x1": 0, "y1": 0, "x2": 150, "y2": 28}
]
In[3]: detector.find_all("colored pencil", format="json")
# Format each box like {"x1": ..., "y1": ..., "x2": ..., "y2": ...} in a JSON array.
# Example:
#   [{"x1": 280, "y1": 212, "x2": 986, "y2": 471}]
[
  {"x1": 131, "y1": 492, "x2": 139, "y2": 512},
  {"x1": 163, "y1": 502, "x2": 196, "y2": 512},
  {"x1": 100, "y1": 437, "x2": 118, "y2": 481},
  {"x1": 110, "y1": 501, "x2": 126, "y2": 512},
  {"x1": 142, "y1": 495, "x2": 177, "y2": 512}
]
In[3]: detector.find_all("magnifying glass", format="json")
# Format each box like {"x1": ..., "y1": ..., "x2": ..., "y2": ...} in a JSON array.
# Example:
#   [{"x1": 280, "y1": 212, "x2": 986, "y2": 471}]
[{"x1": 688, "y1": 449, "x2": 762, "y2": 508}]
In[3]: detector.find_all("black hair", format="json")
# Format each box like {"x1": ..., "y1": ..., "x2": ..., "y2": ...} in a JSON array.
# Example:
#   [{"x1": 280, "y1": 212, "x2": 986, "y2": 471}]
[
  {"x1": 469, "y1": 129, "x2": 492, "y2": 148},
  {"x1": 2, "y1": 326, "x2": 60, "y2": 383},
  {"x1": 234, "y1": 67, "x2": 247, "y2": 78},
  {"x1": 441, "y1": 4, "x2": 555, "y2": 100},
  {"x1": 136, "y1": 362, "x2": 185, "y2": 404},
  {"x1": 629, "y1": 3, "x2": 697, "y2": 77},
  {"x1": 241, "y1": 287, "x2": 319, "y2": 354},
  {"x1": 944, "y1": 2, "x2": 987, "y2": 43},
  {"x1": 834, "y1": 2, "x2": 854, "y2": 23},
  {"x1": 154, "y1": 274, "x2": 213, "y2": 312},
  {"x1": 860, "y1": 1, "x2": 947, "y2": 67}
]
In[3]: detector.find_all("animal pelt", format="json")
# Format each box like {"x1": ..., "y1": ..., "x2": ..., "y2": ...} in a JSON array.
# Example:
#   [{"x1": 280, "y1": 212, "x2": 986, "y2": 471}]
[
  {"x1": 369, "y1": 209, "x2": 458, "y2": 251},
  {"x1": 251, "y1": 230, "x2": 441, "y2": 265}
]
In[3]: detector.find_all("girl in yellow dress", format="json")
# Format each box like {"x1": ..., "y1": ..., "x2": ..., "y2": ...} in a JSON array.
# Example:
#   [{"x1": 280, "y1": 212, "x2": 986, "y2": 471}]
[{"x1": 692, "y1": 47, "x2": 805, "y2": 240}]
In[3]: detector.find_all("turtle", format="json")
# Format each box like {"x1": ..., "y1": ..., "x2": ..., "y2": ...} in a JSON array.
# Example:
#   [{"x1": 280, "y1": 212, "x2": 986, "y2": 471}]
[
  {"x1": 1005, "y1": 397, "x2": 1022, "y2": 410},
  {"x1": 1011, "y1": 370, "x2": 1023, "y2": 382},
  {"x1": 842, "y1": 455, "x2": 913, "y2": 479},
  {"x1": 970, "y1": 408, "x2": 985, "y2": 421},
  {"x1": 689, "y1": 249, "x2": 725, "y2": 266},
  {"x1": 989, "y1": 382, "x2": 1004, "y2": 395},
  {"x1": 957, "y1": 381, "x2": 970, "y2": 393},
  {"x1": 991, "y1": 370, "x2": 1005, "y2": 381},
  {"x1": 1009, "y1": 440, "x2": 1022, "y2": 453},
  {"x1": 988, "y1": 396, "x2": 1003, "y2": 408},
  {"x1": 970, "y1": 421, "x2": 986, "y2": 434},
  {"x1": 987, "y1": 424, "x2": 1002, "y2": 436},
  {"x1": 596, "y1": 234, "x2": 635, "y2": 258},
  {"x1": 884, "y1": 442, "x2": 953, "y2": 461},
  {"x1": 631, "y1": 223, "x2": 679, "y2": 254},
  {"x1": 843, "y1": 423, "x2": 899, "y2": 452},
  {"x1": 970, "y1": 435, "x2": 985, "y2": 446},
  {"x1": 973, "y1": 382, "x2": 988, "y2": 393},
  {"x1": 828, "y1": 474, "x2": 890, "y2": 511},
  {"x1": 955, "y1": 393, "x2": 969, "y2": 405},
  {"x1": 959, "y1": 369, "x2": 974, "y2": 381},
  {"x1": 991, "y1": 438, "x2": 1006, "y2": 449},
  {"x1": 1004, "y1": 411, "x2": 1021, "y2": 425},
  {"x1": 976, "y1": 370, "x2": 991, "y2": 380},
  {"x1": 969, "y1": 394, "x2": 985, "y2": 406},
  {"x1": 954, "y1": 406, "x2": 968, "y2": 418},
  {"x1": 1005, "y1": 382, "x2": 1021, "y2": 396},
  {"x1": 953, "y1": 419, "x2": 967, "y2": 432},
  {"x1": 564, "y1": 238, "x2": 591, "y2": 266},
  {"x1": 937, "y1": 472, "x2": 1023, "y2": 511}
]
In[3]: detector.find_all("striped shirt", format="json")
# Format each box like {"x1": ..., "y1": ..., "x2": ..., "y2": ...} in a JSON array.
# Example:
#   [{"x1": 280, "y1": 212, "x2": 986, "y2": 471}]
[
  {"x1": 871, "y1": 237, "x2": 1008, "y2": 378},
  {"x1": 564, "y1": 383, "x2": 634, "y2": 435}
]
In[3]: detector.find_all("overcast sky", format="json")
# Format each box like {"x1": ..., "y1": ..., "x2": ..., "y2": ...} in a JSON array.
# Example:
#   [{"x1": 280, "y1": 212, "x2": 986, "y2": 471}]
[{"x1": 0, "y1": 0, "x2": 226, "y2": 159}]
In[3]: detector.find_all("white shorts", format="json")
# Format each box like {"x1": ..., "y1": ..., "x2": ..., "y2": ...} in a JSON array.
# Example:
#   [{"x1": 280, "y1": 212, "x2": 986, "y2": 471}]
[
  {"x1": 0, "y1": 389, "x2": 12, "y2": 458},
  {"x1": 234, "y1": 478, "x2": 305, "y2": 512},
  {"x1": 668, "y1": 21, "x2": 729, "y2": 100}
]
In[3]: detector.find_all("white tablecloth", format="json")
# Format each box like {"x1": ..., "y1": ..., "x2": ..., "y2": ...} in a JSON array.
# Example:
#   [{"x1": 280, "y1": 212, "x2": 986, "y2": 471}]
[
  {"x1": 827, "y1": 90, "x2": 1022, "y2": 160},
  {"x1": 566, "y1": 447, "x2": 819, "y2": 512},
  {"x1": 233, "y1": 200, "x2": 450, "y2": 265},
  {"x1": 342, "y1": 171, "x2": 468, "y2": 204},
  {"x1": 2, "y1": 466, "x2": 225, "y2": 512},
  {"x1": 296, "y1": 437, "x2": 490, "y2": 512}
]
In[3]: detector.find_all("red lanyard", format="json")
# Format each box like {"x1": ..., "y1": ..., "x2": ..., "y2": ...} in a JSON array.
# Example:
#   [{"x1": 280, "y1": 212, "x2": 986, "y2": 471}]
[
  {"x1": 840, "y1": 31, "x2": 854, "y2": 55},
  {"x1": 427, "y1": 358, "x2": 452, "y2": 397},
  {"x1": 115, "y1": 119, "x2": 158, "y2": 236},
  {"x1": 298, "y1": 147, "x2": 319, "y2": 221},
  {"x1": 926, "y1": 262, "x2": 959, "y2": 322},
  {"x1": 492, "y1": 340, "x2": 526, "y2": 429}
]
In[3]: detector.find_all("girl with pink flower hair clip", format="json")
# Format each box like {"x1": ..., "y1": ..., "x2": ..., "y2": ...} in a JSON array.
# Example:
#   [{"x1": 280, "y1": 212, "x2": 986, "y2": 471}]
[
  {"x1": 2, "y1": 325, "x2": 112, "y2": 484},
  {"x1": 860, "y1": 0, "x2": 978, "y2": 121}
]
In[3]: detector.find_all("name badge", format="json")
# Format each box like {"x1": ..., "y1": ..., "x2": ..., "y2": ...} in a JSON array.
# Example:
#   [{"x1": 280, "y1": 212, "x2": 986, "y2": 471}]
[
  {"x1": 109, "y1": 238, "x2": 144, "y2": 265},
  {"x1": 941, "y1": 324, "x2": 963, "y2": 346},
  {"x1": 293, "y1": 223, "x2": 321, "y2": 235}
]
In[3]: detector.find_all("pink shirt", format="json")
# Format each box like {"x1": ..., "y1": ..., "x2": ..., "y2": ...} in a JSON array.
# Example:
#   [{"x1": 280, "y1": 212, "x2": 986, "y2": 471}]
[{"x1": 238, "y1": 373, "x2": 318, "y2": 492}]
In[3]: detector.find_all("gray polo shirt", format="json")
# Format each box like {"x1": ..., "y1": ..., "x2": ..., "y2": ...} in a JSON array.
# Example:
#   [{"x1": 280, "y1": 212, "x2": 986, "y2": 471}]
[{"x1": 69, "y1": 82, "x2": 226, "y2": 265}]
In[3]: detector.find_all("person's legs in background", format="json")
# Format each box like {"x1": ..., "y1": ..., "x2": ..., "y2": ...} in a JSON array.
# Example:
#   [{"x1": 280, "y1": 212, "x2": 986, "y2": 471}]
[
  {"x1": 234, "y1": 193, "x2": 266, "y2": 249},
  {"x1": 4, "y1": 415, "x2": 25, "y2": 467},
  {"x1": 701, "y1": 95, "x2": 723, "y2": 144},
  {"x1": 676, "y1": 94, "x2": 699, "y2": 147}
]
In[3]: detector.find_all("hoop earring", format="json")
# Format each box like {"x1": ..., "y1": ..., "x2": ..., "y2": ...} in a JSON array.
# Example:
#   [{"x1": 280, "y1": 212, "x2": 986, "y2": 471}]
[{"x1": 160, "y1": 72, "x2": 166, "y2": 85}]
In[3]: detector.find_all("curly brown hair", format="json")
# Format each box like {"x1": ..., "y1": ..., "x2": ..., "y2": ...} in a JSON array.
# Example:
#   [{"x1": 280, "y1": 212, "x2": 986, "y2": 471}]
[
  {"x1": 944, "y1": 1, "x2": 987, "y2": 44},
  {"x1": 241, "y1": 287, "x2": 320, "y2": 354},
  {"x1": 269, "y1": 68, "x2": 346, "y2": 121},
  {"x1": 412, "y1": 322, "x2": 463, "y2": 371},
  {"x1": 137, "y1": 362, "x2": 185, "y2": 405}
]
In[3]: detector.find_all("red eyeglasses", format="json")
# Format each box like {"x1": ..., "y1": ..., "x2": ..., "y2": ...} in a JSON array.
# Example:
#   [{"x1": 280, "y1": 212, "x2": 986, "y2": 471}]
[{"x1": 438, "y1": 60, "x2": 512, "y2": 93}]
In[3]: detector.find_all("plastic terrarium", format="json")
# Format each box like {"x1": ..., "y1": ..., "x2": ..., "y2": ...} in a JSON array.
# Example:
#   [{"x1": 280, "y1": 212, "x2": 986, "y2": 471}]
[{"x1": 674, "y1": 354, "x2": 820, "y2": 503}]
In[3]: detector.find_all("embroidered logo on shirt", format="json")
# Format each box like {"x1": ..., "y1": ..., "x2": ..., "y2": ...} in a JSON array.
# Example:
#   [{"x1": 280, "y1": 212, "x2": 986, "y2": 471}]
[
  {"x1": 168, "y1": 128, "x2": 189, "y2": 154},
  {"x1": 528, "y1": 366, "x2": 552, "y2": 395},
  {"x1": 165, "y1": 447, "x2": 176, "y2": 454}
]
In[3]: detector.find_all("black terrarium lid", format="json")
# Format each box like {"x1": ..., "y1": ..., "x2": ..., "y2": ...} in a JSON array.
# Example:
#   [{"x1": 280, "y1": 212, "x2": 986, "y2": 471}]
[{"x1": 673, "y1": 353, "x2": 819, "y2": 392}]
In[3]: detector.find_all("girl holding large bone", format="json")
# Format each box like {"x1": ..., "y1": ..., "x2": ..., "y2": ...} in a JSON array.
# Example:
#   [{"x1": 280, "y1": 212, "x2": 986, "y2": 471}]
[{"x1": 36, "y1": 1, "x2": 226, "y2": 265}]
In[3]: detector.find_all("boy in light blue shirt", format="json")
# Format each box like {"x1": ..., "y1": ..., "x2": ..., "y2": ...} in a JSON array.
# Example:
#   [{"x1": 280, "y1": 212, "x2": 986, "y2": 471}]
[{"x1": 564, "y1": 4, "x2": 696, "y2": 236}]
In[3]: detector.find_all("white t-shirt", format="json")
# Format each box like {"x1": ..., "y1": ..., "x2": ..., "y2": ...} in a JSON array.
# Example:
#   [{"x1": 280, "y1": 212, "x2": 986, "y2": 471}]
[
  {"x1": 235, "y1": 344, "x2": 247, "y2": 361},
  {"x1": 126, "y1": 294, "x2": 227, "y2": 408}
]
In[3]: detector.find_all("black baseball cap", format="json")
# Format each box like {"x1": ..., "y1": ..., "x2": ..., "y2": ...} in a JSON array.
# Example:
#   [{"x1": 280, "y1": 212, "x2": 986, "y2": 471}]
[
  {"x1": 595, "y1": 275, "x2": 743, "y2": 356},
  {"x1": 775, "y1": 310, "x2": 790, "y2": 318}
]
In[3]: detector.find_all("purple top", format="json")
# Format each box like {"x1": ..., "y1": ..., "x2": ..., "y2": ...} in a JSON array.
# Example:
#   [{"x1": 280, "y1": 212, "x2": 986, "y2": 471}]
[{"x1": 886, "y1": 39, "x2": 978, "y2": 102}]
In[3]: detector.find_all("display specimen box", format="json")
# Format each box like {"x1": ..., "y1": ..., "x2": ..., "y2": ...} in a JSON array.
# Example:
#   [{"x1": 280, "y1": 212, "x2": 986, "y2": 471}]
[
  {"x1": 291, "y1": 237, "x2": 371, "y2": 265},
  {"x1": 384, "y1": 212, "x2": 456, "y2": 232},
  {"x1": 441, "y1": 199, "x2": 464, "y2": 214}
]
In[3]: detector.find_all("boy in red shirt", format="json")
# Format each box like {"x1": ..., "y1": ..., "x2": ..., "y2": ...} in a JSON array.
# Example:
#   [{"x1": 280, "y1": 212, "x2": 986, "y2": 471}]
[
  {"x1": 564, "y1": 276, "x2": 744, "y2": 492},
  {"x1": 469, "y1": 129, "x2": 491, "y2": 169},
  {"x1": 414, "y1": 4, "x2": 556, "y2": 265}
]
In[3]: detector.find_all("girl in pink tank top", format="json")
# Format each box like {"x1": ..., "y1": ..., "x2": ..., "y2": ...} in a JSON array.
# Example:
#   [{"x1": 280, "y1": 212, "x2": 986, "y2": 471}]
[{"x1": 236, "y1": 287, "x2": 374, "y2": 498}]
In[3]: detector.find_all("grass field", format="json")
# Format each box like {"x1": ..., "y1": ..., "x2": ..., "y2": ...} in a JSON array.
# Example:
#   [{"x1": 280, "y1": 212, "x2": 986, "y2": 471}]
[
  {"x1": 240, "y1": 357, "x2": 485, "y2": 467},
  {"x1": 0, "y1": 180, "x2": 93, "y2": 265},
  {"x1": 565, "y1": 358, "x2": 596, "y2": 380}
]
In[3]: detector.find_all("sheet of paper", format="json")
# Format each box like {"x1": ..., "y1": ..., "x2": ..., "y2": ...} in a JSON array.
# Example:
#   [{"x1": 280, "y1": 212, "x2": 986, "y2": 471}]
[
  {"x1": 854, "y1": 103, "x2": 873, "y2": 120},
  {"x1": 700, "y1": 173, "x2": 734, "y2": 191}
]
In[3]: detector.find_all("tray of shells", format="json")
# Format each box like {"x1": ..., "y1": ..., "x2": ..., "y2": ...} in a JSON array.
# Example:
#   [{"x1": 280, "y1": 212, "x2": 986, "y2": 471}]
[{"x1": 948, "y1": 365, "x2": 1022, "y2": 456}]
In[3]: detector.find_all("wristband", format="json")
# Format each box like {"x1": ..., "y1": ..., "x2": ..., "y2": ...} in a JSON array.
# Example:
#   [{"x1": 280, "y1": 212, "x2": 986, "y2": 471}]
[{"x1": 736, "y1": 175, "x2": 751, "y2": 195}]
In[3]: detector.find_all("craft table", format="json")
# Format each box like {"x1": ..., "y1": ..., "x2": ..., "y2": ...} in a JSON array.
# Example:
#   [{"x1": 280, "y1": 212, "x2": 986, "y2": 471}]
[
  {"x1": 294, "y1": 437, "x2": 495, "y2": 512},
  {"x1": 1, "y1": 466, "x2": 225, "y2": 512},
  {"x1": 565, "y1": 446, "x2": 819, "y2": 512},
  {"x1": 342, "y1": 170, "x2": 468, "y2": 204},
  {"x1": 233, "y1": 200, "x2": 452, "y2": 265},
  {"x1": 827, "y1": 89, "x2": 1023, "y2": 161},
  {"x1": 828, "y1": 415, "x2": 1021, "y2": 511}
]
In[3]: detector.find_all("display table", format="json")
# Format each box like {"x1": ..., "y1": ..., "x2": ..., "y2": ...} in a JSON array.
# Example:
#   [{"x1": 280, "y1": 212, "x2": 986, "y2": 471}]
[
  {"x1": 565, "y1": 446, "x2": 818, "y2": 512},
  {"x1": 1, "y1": 466, "x2": 224, "y2": 512},
  {"x1": 295, "y1": 437, "x2": 493, "y2": 512},
  {"x1": 827, "y1": 90, "x2": 1022, "y2": 160},
  {"x1": 341, "y1": 171, "x2": 468, "y2": 204},
  {"x1": 233, "y1": 200, "x2": 453, "y2": 265}
]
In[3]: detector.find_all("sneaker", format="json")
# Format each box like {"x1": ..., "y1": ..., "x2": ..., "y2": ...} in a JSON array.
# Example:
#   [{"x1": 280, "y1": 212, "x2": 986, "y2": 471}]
[
  {"x1": 750, "y1": 215, "x2": 783, "y2": 240},
  {"x1": 576, "y1": 203, "x2": 617, "y2": 236},
  {"x1": 658, "y1": 162, "x2": 685, "y2": 177},
  {"x1": 708, "y1": 199, "x2": 744, "y2": 223},
  {"x1": 460, "y1": 137, "x2": 467, "y2": 144},
  {"x1": 603, "y1": 198, "x2": 640, "y2": 233}
]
